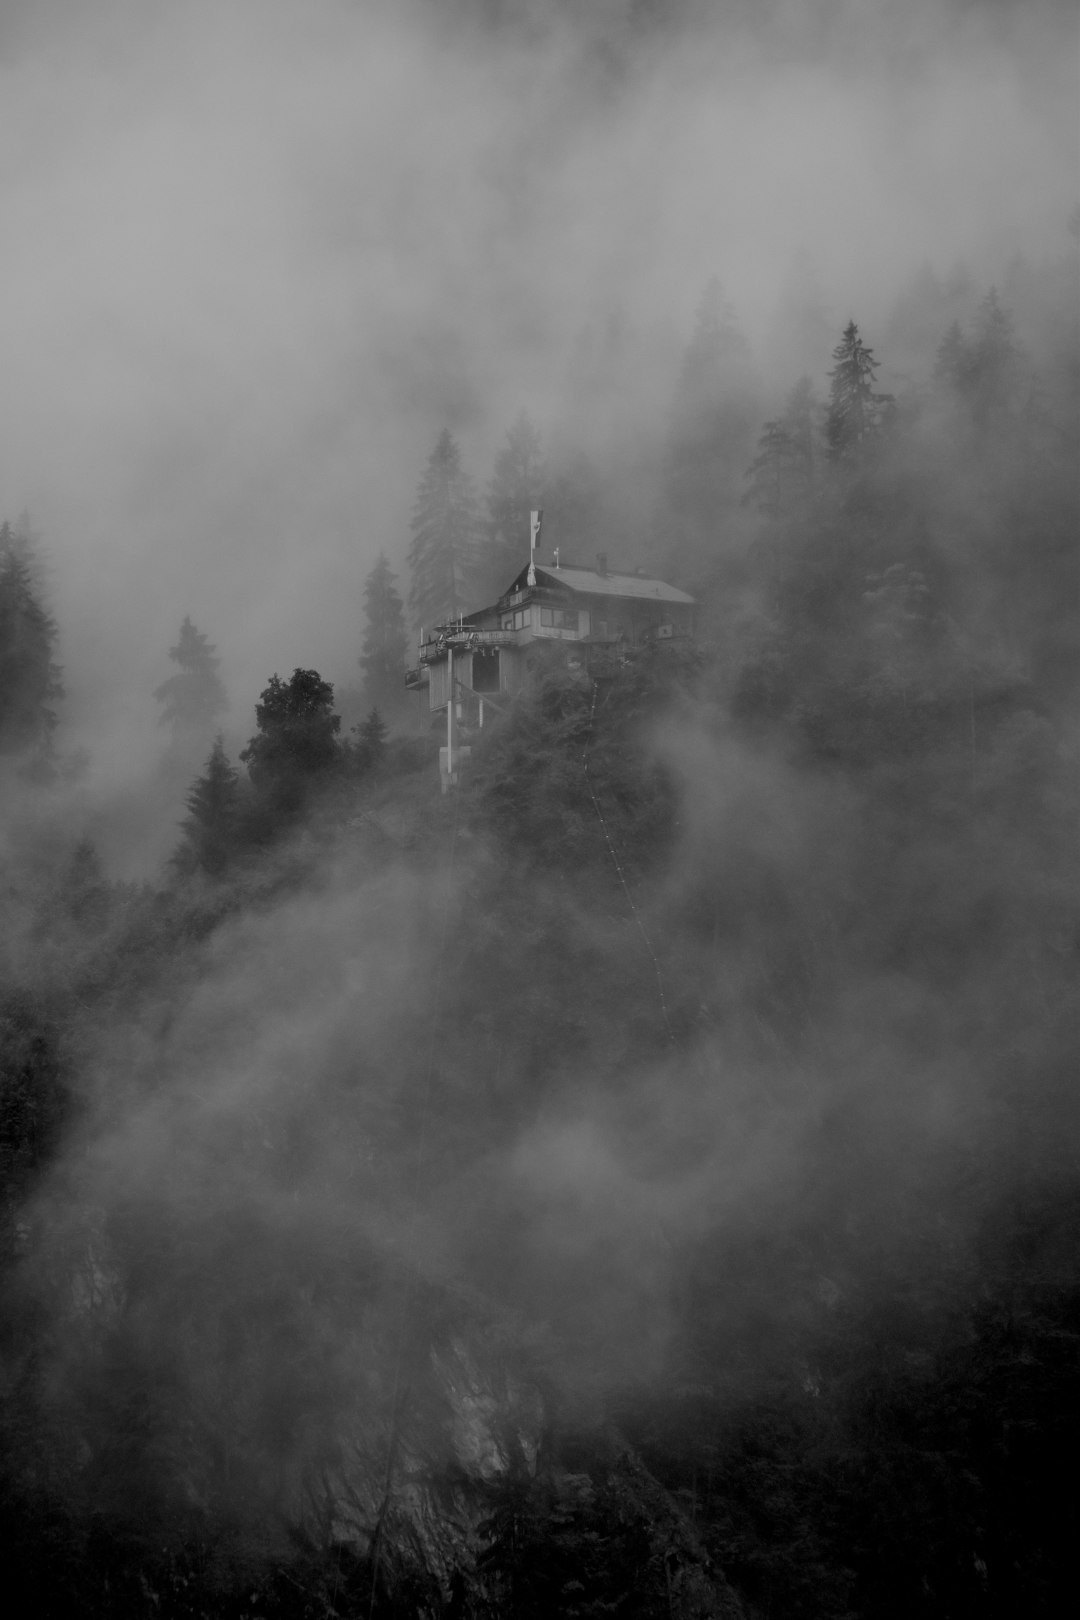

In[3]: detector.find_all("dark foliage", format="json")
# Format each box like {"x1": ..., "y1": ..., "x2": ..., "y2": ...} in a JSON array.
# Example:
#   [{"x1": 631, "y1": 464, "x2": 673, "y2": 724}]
[
  {"x1": 0, "y1": 520, "x2": 62, "y2": 760},
  {"x1": 825, "y1": 319, "x2": 894, "y2": 460},
  {"x1": 240, "y1": 668, "x2": 342, "y2": 822},
  {"x1": 173, "y1": 735, "x2": 242, "y2": 876}
]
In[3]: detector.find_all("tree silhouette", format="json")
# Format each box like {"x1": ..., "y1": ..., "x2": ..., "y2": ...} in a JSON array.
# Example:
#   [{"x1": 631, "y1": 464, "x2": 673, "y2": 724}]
[
  {"x1": 408, "y1": 430, "x2": 482, "y2": 633},
  {"x1": 241, "y1": 669, "x2": 341, "y2": 818},
  {"x1": 354, "y1": 707, "x2": 388, "y2": 774},
  {"x1": 825, "y1": 320, "x2": 892, "y2": 460},
  {"x1": 174, "y1": 736, "x2": 241, "y2": 876},
  {"x1": 154, "y1": 617, "x2": 226, "y2": 742},
  {"x1": 358, "y1": 554, "x2": 407, "y2": 717},
  {"x1": 0, "y1": 520, "x2": 62, "y2": 759},
  {"x1": 745, "y1": 376, "x2": 818, "y2": 520}
]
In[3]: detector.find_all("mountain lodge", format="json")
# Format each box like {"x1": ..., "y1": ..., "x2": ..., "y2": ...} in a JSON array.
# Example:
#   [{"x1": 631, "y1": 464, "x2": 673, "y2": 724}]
[{"x1": 405, "y1": 548, "x2": 694, "y2": 786}]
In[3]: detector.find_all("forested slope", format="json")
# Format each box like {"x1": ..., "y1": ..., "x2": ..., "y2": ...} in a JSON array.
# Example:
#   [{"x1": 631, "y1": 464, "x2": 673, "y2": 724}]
[{"x1": 1, "y1": 276, "x2": 1077, "y2": 1617}]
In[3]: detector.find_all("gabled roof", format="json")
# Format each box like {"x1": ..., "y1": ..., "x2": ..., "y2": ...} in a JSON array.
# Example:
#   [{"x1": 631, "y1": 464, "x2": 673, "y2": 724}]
[{"x1": 506, "y1": 562, "x2": 694, "y2": 605}]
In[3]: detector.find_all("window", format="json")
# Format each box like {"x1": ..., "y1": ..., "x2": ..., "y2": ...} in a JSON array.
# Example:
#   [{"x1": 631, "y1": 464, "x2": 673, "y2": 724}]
[
  {"x1": 513, "y1": 608, "x2": 529, "y2": 630},
  {"x1": 539, "y1": 607, "x2": 579, "y2": 631}
]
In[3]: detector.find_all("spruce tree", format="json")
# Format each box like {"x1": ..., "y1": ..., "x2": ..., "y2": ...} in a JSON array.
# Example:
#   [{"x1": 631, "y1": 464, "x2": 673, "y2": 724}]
[
  {"x1": 479, "y1": 411, "x2": 546, "y2": 599},
  {"x1": 358, "y1": 553, "x2": 407, "y2": 716},
  {"x1": 407, "y1": 430, "x2": 481, "y2": 633},
  {"x1": 174, "y1": 736, "x2": 241, "y2": 876},
  {"x1": 0, "y1": 521, "x2": 62, "y2": 758},
  {"x1": 744, "y1": 376, "x2": 818, "y2": 519},
  {"x1": 967, "y1": 287, "x2": 1022, "y2": 428},
  {"x1": 354, "y1": 706, "x2": 388, "y2": 774},
  {"x1": 932, "y1": 319, "x2": 971, "y2": 395},
  {"x1": 825, "y1": 320, "x2": 892, "y2": 460},
  {"x1": 154, "y1": 617, "x2": 227, "y2": 741}
]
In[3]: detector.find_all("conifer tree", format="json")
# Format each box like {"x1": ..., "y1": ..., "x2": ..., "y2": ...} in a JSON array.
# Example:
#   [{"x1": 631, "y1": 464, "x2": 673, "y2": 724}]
[
  {"x1": 174, "y1": 736, "x2": 241, "y2": 876},
  {"x1": 479, "y1": 411, "x2": 546, "y2": 599},
  {"x1": 826, "y1": 320, "x2": 893, "y2": 460},
  {"x1": 966, "y1": 287, "x2": 1022, "y2": 427},
  {"x1": 154, "y1": 617, "x2": 227, "y2": 741},
  {"x1": 932, "y1": 319, "x2": 971, "y2": 395},
  {"x1": 0, "y1": 521, "x2": 63, "y2": 758},
  {"x1": 358, "y1": 554, "x2": 407, "y2": 716},
  {"x1": 354, "y1": 706, "x2": 388, "y2": 774},
  {"x1": 744, "y1": 376, "x2": 818, "y2": 519},
  {"x1": 407, "y1": 430, "x2": 481, "y2": 633}
]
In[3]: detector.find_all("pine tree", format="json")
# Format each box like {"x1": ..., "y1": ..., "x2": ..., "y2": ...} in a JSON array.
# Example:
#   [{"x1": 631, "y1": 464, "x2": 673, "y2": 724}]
[
  {"x1": 479, "y1": 411, "x2": 546, "y2": 599},
  {"x1": 967, "y1": 287, "x2": 1022, "y2": 427},
  {"x1": 407, "y1": 430, "x2": 481, "y2": 633},
  {"x1": 0, "y1": 521, "x2": 63, "y2": 758},
  {"x1": 240, "y1": 669, "x2": 341, "y2": 817},
  {"x1": 154, "y1": 617, "x2": 227, "y2": 741},
  {"x1": 358, "y1": 554, "x2": 407, "y2": 717},
  {"x1": 354, "y1": 706, "x2": 388, "y2": 774},
  {"x1": 826, "y1": 320, "x2": 893, "y2": 460},
  {"x1": 933, "y1": 319, "x2": 971, "y2": 395},
  {"x1": 744, "y1": 376, "x2": 818, "y2": 519},
  {"x1": 174, "y1": 736, "x2": 241, "y2": 876}
]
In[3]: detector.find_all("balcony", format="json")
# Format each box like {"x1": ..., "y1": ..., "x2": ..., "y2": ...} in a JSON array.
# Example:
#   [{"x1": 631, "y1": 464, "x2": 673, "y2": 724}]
[{"x1": 417, "y1": 627, "x2": 516, "y2": 664}]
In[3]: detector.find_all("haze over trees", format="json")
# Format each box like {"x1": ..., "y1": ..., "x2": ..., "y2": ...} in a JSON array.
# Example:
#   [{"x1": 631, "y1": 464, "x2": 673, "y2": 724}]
[
  {"x1": 358, "y1": 552, "x2": 408, "y2": 718},
  {"x1": 0, "y1": 519, "x2": 62, "y2": 765},
  {"x1": 661, "y1": 278, "x2": 761, "y2": 579},
  {"x1": 173, "y1": 734, "x2": 241, "y2": 877},
  {"x1": 407, "y1": 429, "x2": 483, "y2": 633},
  {"x1": 478, "y1": 409, "x2": 546, "y2": 600},
  {"x1": 0, "y1": 246, "x2": 1077, "y2": 1617},
  {"x1": 153, "y1": 616, "x2": 227, "y2": 778},
  {"x1": 825, "y1": 320, "x2": 893, "y2": 459}
]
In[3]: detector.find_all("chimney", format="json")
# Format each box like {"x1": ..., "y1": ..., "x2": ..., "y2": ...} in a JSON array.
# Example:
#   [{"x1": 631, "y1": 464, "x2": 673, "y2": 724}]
[{"x1": 597, "y1": 551, "x2": 608, "y2": 576}]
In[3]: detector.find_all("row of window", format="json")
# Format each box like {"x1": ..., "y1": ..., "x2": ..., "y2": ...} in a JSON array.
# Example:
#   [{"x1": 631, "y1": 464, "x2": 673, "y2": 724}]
[{"x1": 501, "y1": 606, "x2": 584, "y2": 632}]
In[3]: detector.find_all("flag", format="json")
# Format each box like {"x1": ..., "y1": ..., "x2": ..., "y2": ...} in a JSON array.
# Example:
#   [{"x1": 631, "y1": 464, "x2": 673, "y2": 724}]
[{"x1": 530, "y1": 508, "x2": 543, "y2": 551}]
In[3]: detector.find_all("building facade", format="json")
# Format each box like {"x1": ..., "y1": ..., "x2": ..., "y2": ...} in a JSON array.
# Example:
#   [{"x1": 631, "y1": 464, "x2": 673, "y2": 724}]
[{"x1": 406, "y1": 557, "x2": 695, "y2": 717}]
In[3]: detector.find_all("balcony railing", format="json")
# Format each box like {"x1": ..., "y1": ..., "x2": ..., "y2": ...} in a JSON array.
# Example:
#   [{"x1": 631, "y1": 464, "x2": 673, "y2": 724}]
[{"x1": 417, "y1": 627, "x2": 516, "y2": 663}]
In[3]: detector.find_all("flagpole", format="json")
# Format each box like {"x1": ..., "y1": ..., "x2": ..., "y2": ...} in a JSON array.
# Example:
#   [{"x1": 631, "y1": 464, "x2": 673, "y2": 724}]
[{"x1": 527, "y1": 507, "x2": 542, "y2": 586}]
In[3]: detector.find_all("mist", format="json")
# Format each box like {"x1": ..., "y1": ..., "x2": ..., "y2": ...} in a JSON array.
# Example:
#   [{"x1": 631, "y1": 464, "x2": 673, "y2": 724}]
[
  {"x1": 1, "y1": 0, "x2": 1077, "y2": 1613},
  {"x1": 1, "y1": 0, "x2": 1074, "y2": 782}
]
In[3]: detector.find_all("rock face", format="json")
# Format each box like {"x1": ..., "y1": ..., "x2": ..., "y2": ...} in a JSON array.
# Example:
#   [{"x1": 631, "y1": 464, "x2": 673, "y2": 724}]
[
  {"x1": 293, "y1": 1314, "x2": 745, "y2": 1615},
  {"x1": 296, "y1": 1321, "x2": 548, "y2": 1604},
  {"x1": 16, "y1": 1210, "x2": 745, "y2": 1615}
]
